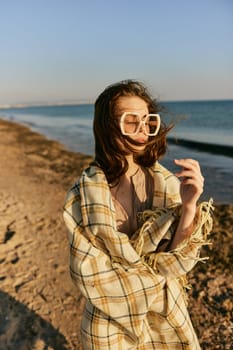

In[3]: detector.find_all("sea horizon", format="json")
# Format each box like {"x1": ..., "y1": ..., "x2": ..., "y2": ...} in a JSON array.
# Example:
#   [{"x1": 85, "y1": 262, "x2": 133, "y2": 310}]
[{"x1": 1, "y1": 97, "x2": 233, "y2": 110}]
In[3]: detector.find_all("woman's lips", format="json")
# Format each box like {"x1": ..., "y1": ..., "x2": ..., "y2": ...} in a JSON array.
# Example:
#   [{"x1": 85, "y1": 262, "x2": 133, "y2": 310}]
[{"x1": 135, "y1": 138, "x2": 146, "y2": 144}]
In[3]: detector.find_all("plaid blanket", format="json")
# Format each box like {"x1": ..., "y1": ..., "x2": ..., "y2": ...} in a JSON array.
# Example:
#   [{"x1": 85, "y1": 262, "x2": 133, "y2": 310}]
[{"x1": 63, "y1": 163, "x2": 213, "y2": 349}]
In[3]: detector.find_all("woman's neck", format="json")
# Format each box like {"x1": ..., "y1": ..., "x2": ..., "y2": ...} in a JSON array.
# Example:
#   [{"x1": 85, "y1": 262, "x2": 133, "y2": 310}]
[{"x1": 125, "y1": 155, "x2": 140, "y2": 177}]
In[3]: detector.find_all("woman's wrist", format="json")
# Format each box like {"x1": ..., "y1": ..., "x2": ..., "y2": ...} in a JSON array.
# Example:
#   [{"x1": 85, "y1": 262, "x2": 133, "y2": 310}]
[
  {"x1": 169, "y1": 204, "x2": 197, "y2": 250},
  {"x1": 181, "y1": 203, "x2": 196, "y2": 221},
  {"x1": 179, "y1": 204, "x2": 196, "y2": 234}
]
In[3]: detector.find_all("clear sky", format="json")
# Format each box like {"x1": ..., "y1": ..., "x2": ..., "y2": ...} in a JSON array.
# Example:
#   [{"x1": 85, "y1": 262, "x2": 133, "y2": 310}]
[{"x1": 0, "y1": 0, "x2": 233, "y2": 105}]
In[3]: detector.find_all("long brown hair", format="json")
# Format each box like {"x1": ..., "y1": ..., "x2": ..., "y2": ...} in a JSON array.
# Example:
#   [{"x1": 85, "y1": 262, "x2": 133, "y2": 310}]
[{"x1": 93, "y1": 80, "x2": 172, "y2": 183}]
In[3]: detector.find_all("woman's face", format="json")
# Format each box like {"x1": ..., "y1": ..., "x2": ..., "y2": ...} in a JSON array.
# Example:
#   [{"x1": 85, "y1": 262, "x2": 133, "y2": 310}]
[{"x1": 114, "y1": 96, "x2": 150, "y2": 152}]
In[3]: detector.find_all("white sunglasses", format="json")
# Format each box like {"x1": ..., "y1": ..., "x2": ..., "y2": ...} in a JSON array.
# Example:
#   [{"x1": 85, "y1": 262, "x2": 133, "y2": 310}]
[{"x1": 120, "y1": 112, "x2": 161, "y2": 136}]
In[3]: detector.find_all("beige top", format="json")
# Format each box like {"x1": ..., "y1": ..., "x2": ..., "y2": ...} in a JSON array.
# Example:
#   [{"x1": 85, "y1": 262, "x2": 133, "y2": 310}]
[{"x1": 110, "y1": 167, "x2": 154, "y2": 237}]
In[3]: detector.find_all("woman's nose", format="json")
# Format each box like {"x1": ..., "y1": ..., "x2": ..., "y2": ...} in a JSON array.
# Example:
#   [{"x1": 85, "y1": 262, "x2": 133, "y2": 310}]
[{"x1": 139, "y1": 121, "x2": 147, "y2": 133}]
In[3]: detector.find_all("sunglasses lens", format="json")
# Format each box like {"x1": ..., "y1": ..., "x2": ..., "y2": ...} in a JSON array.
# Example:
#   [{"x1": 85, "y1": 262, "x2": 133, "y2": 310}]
[
  {"x1": 123, "y1": 113, "x2": 140, "y2": 134},
  {"x1": 146, "y1": 115, "x2": 160, "y2": 136}
]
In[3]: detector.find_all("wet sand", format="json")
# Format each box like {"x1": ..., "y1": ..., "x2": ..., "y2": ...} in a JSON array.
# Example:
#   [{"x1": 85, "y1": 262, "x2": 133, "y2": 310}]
[{"x1": 0, "y1": 119, "x2": 232, "y2": 349}]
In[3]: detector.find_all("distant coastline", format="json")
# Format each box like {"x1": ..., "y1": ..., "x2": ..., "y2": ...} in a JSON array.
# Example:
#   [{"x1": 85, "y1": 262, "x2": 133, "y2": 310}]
[{"x1": 0, "y1": 100, "x2": 94, "y2": 110}]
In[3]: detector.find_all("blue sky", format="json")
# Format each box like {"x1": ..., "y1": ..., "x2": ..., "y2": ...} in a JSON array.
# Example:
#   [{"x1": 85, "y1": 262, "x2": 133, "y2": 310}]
[{"x1": 0, "y1": 0, "x2": 232, "y2": 105}]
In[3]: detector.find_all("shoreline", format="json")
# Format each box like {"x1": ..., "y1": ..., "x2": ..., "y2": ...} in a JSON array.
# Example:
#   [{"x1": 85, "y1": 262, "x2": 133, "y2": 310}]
[{"x1": 0, "y1": 118, "x2": 232, "y2": 349}]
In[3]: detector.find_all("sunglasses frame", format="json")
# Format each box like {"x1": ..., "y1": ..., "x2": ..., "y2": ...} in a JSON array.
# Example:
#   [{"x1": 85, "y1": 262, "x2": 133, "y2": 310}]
[{"x1": 120, "y1": 112, "x2": 161, "y2": 136}]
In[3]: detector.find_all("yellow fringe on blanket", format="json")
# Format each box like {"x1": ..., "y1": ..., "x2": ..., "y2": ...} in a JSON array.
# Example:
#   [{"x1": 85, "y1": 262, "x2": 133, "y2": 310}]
[{"x1": 131, "y1": 199, "x2": 214, "y2": 300}]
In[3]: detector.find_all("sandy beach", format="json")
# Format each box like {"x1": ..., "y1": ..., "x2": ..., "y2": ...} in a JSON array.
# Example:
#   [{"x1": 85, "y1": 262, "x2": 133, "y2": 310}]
[{"x1": 0, "y1": 118, "x2": 232, "y2": 349}]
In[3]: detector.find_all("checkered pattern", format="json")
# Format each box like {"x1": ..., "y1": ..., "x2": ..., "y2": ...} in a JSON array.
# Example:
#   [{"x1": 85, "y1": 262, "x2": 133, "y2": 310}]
[{"x1": 63, "y1": 163, "x2": 213, "y2": 349}]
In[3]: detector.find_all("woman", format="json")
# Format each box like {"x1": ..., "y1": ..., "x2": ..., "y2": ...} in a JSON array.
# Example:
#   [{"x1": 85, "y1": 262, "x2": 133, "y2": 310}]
[{"x1": 63, "y1": 80, "x2": 213, "y2": 349}]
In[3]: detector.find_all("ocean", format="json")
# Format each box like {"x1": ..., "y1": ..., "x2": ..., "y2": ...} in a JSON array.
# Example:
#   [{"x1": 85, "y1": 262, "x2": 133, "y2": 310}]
[{"x1": 1, "y1": 100, "x2": 233, "y2": 203}]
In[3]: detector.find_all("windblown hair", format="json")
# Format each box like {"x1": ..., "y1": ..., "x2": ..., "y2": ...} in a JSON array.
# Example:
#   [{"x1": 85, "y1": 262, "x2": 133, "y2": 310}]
[{"x1": 93, "y1": 80, "x2": 172, "y2": 184}]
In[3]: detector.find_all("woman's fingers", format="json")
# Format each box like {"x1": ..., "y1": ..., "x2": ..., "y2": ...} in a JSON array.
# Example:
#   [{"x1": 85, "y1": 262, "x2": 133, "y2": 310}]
[
  {"x1": 175, "y1": 169, "x2": 204, "y2": 184},
  {"x1": 174, "y1": 158, "x2": 201, "y2": 172},
  {"x1": 174, "y1": 159, "x2": 203, "y2": 178},
  {"x1": 174, "y1": 158, "x2": 204, "y2": 197},
  {"x1": 181, "y1": 178, "x2": 204, "y2": 193}
]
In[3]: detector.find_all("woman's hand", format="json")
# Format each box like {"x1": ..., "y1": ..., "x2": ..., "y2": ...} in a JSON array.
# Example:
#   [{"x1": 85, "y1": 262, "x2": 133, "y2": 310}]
[
  {"x1": 174, "y1": 158, "x2": 204, "y2": 209},
  {"x1": 169, "y1": 159, "x2": 204, "y2": 250}
]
